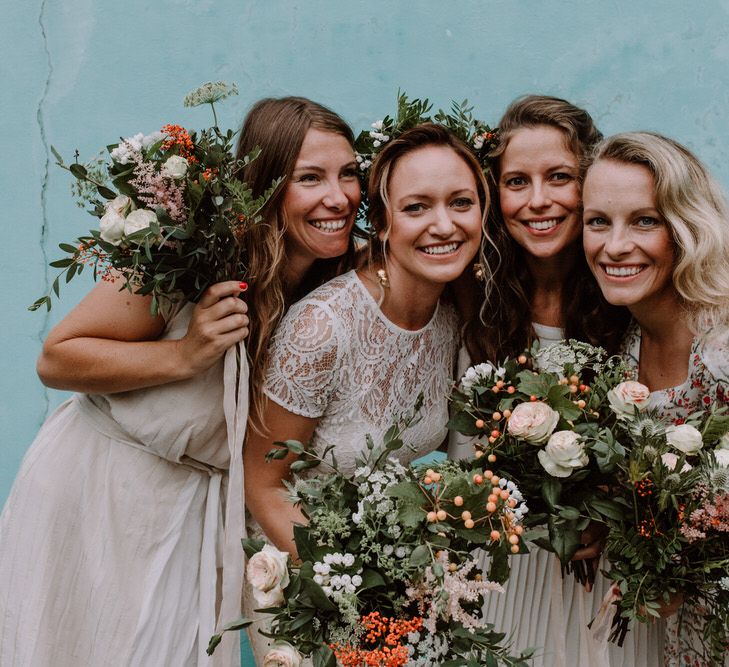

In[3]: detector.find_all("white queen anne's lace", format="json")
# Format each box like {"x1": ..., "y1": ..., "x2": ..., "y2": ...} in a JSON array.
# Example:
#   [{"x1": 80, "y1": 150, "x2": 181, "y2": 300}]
[{"x1": 263, "y1": 271, "x2": 459, "y2": 475}]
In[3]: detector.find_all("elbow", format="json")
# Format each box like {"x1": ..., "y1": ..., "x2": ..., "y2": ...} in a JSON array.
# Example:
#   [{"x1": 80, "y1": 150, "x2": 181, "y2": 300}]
[{"x1": 36, "y1": 341, "x2": 69, "y2": 389}]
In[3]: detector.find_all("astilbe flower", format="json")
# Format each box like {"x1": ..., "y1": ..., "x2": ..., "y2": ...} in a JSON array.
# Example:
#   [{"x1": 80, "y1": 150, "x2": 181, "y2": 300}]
[
  {"x1": 406, "y1": 554, "x2": 503, "y2": 634},
  {"x1": 680, "y1": 484, "x2": 729, "y2": 543},
  {"x1": 129, "y1": 151, "x2": 187, "y2": 224}
]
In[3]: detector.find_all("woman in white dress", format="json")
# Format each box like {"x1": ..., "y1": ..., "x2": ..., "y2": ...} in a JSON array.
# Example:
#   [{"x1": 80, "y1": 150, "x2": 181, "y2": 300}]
[
  {"x1": 243, "y1": 122, "x2": 488, "y2": 662},
  {"x1": 582, "y1": 131, "x2": 729, "y2": 667},
  {"x1": 449, "y1": 96, "x2": 660, "y2": 667},
  {"x1": 0, "y1": 97, "x2": 361, "y2": 667}
]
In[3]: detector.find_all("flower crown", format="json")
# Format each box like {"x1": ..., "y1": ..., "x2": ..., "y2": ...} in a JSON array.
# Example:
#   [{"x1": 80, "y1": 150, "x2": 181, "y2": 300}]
[{"x1": 353, "y1": 92, "x2": 499, "y2": 179}]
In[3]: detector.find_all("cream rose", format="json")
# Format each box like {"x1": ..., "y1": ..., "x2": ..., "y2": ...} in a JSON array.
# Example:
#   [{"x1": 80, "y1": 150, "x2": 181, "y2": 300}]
[
  {"x1": 665, "y1": 424, "x2": 703, "y2": 455},
  {"x1": 161, "y1": 155, "x2": 189, "y2": 179},
  {"x1": 661, "y1": 452, "x2": 692, "y2": 473},
  {"x1": 507, "y1": 401, "x2": 560, "y2": 445},
  {"x1": 537, "y1": 431, "x2": 589, "y2": 477},
  {"x1": 263, "y1": 642, "x2": 303, "y2": 667},
  {"x1": 124, "y1": 208, "x2": 157, "y2": 236},
  {"x1": 607, "y1": 381, "x2": 651, "y2": 418},
  {"x1": 247, "y1": 544, "x2": 290, "y2": 594},
  {"x1": 714, "y1": 448, "x2": 729, "y2": 467},
  {"x1": 99, "y1": 195, "x2": 134, "y2": 245}
]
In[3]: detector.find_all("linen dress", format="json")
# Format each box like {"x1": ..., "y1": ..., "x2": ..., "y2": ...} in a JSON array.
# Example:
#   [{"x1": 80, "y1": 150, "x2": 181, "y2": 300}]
[
  {"x1": 0, "y1": 301, "x2": 243, "y2": 667},
  {"x1": 621, "y1": 323, "x2": 729, "y2": 667},
  {"x1": 243, "y1": 271, "x2": 459, "y2": 664},
  {"x1": 448, "y1": 323, "x2": 664, "y2": 667}
]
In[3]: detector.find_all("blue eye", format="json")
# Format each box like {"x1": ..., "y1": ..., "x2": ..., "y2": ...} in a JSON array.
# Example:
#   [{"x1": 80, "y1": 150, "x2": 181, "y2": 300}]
[
  {"x1": 452, "y1": 197, "x2": 474, "y2": 209},
  {"x1": 403, "y1": 203, "x2": 425, "y2": 213},
  {"x1": 550, "y1": 172, "x2": 573, "y2": 183},
  {"x1": 504, "y1": 176, "x2": 527, "y2": 187},
  {"x1": 636, "y1": 216, "x2": 661, "y2": 228},
  {"x1": 297, "y1": 173, "x2": 319, "y2": 183},
  {"x1": 584, "y1": 216, "x2": 608, "y2": 227}
]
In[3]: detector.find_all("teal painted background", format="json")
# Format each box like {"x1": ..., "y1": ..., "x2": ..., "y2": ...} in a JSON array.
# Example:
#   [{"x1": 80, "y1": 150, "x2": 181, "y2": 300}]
[{"x1": 2, "y1": 1, "x2": 729, "y2": 664}]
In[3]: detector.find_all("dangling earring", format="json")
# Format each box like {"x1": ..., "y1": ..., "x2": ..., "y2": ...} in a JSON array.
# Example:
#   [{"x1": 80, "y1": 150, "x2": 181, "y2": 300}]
[
  {"x1": 473, "y1": 262, "x2": 486, "y2": 283},
  {"x1": 376, "y1": 268, "x2": 390, "y2": 288}
]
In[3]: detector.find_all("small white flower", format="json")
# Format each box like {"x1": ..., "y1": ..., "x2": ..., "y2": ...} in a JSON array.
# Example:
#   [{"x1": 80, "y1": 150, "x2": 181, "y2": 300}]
[
  {"x1": 343, "y1": 553, "x2": 355, "y2": 567},
  {"x1": 351, "y1": 574, "x2": 362, "y2": 587},
  {"x1": 183, "y1": 81, "x2": 239, "y2": 108},
  {"x1": 371, "y1": 120, "x2": 383, "y2": 130},
  {"x1": 665, "y1": 424, "x2": 703, "y2": 455},
  {"x1": 373, "y1": 140, "x2": 381, "y2": 148}
]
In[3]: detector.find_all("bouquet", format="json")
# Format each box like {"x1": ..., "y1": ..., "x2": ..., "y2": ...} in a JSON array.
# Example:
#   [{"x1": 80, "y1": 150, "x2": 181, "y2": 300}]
[
  {"x1": 31, "y1": 81, "x2": 281, "y2": 314},
  {"x1": 597, "y1": 402, "x2": 729, "y2": 661},
  {"x1": 449, "y1": 341, "x2": 633, "y2": 583},
  {"x1": 211, "y1": 402, "x2": 534, "y2": 666}
]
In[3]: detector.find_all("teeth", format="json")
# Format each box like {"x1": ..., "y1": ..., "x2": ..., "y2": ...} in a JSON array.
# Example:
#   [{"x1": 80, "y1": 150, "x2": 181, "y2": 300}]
[
  {"x1": 309, "y1": 219, "x2": 346, "y2": 232},
  {"x1": 421, "y1": 242, "x2": 459, "y2": 255},
  {"x1": 527, "y1": 219, "x2": 558, "y2": 231},
  {"x1": 604, "y1": 265, "x2": 643, "y2": 277}
]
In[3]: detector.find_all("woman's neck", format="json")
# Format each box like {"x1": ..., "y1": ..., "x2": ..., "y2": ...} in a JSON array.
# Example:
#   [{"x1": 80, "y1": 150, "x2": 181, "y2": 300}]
[
  {"x1": 632, "y1": 290, "x2": 694, "y2": 391},
  {"x1": 526, "y1": 246, "x2": 578, "y2": 328},
  {"x1": 358, "y1": 266, "x2": 444, "y2": 331}
]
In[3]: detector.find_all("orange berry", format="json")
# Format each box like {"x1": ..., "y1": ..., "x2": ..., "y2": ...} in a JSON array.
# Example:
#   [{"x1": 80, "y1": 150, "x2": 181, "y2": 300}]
[
  {"x1": 475, "y1": 419, "x2": 485, "y2": 429},
  {"x1": 461, "y1": 510, "x2": 472, "y2": 521},
  {"x1": 508, "y1": 498, "x2": 517, "y2": 508},
  {"x1": 486, "y1": 501, "x2": 497, "y2": 513},
  {"x1": 491, "y1": 429, "x2": 500, "y2": 438},
  {"x1": 518, "y1": 355, "x2": 527, "y2": 364},
  {"x1": 474, "y1": 449, "x2": 484, "y2": 458},
  {"x1": 431, "y1": 472, "x2": 442, "y2": 482},
  {"x1": 491, "y1": 385, "x2": 500, "y2": 393},
  {"x1": 569, "y1": 375, "x2": 579, "y2": 384},
  {"x1": 454, "y1": 495, "x2": 464, "y2": 506},
  {"x1": 507, "y1": 386, "x2": 516, "y2": 394},
  {"x1": 500, "y1": 489, "x2": 510, "y2": 500},
  {"x1": 508, "y1": 534, "x2": 520, "y2": 545},
  {"x1": 515, "y1": 525, "x2": 524, "y2": 535},
  {"x1": 511, "y1": 544, "x2": 520, "y2": 553},
  {"x1": 569, "y1": 385, "x2": 578, "y2": 394},
  {"x1": 530, "y1": 395, "x2": 537, "y2": 402},
  {"x1": 426, "y1": 511, "x2": 437, "y2": 522},
  {"x1": 490, "y1": 475, "x2": 500, "y2": 485},
  {"x1": 496, "y1": 380, "x2": 505, "y2": 388},
  {"x1": 488, "y1": 436, "x2": 497, "y2": 443},
  {"x1": 490, "y1": 530, "x2": 501, "y2": 541},
  {"x1": 436, "y1": 509, "x2": 447, "y2": 521},
  {"x1": 487, "y1": 453, "x2": 497, "y2": 463},
  {"x1": 577, "y1": 399, "x2": 586, "y2": 409},
  {"x1": 464, "y1": 518, "x2": 475, "y2": 529},
  {"x1": 473, "y1": 474, "x2": 484, "y2": 485},
  {"x1": 484, "y1": 469, "x2": 494, "y2": 479},
  {"x1": 579, "y1": 384, "x2": 587, "y2": 392},
  {"x1": 487, "y1": 493, "x2": 498, "y2": 503},
  {"x1": 503, "y1": 409, "x2": 512, "y2": 418},
  {"x1": 423, "y1": 476, "x2": 433, "y2": 485},
  {"x1": 492, "y1": 411, "x2": 502, "y2": 421},
  {"x1": 448, "y1": 563, "x2": 458, "y2": 572}
]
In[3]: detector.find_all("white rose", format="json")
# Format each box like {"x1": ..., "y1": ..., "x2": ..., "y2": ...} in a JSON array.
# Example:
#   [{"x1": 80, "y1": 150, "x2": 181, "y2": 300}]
[
  {"x1": 714, "y1": 448, "x2": 729, "y2": 467},
  {"x1": 124, "y1": 208, "x2": 157, "y2": 236},
  {"x1": 507, "y1": 401, "x2": 560, "y2": 445},
  {"x1": 263, "y1": 642, "x2": 303, "y2": 667},
  {"x1": 660, "y1": 452, "x2": 692, "y2": 473},
  {"x1": 247, "y1": 544, "x2": 290, "y2": 594},
  {"x1": 252, "y1": 585, "x2": 285, "y2": 608},
  {"x1": 607, "y1": 381, "x2": 651, "y2": 418},
  {"x1": 537, "y1": 431, "x2": 589, "y2": 477},
  {"x1": 161, "y1": 155, "x2": 189, "y2": 179},
  {"x1": 665, "y1": 424, "x2": 703, "y2": 455},
  {"x1": 99, "y1": 195, "x2": 133, "y2": 245}
]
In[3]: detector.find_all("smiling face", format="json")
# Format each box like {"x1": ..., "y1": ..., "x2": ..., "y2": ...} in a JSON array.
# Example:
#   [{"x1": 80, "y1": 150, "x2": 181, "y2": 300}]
[
  {"x1": 498, "y1": 125, "x2": 581, "y2": 260},
  {"x1": 582, "y1": 159, "x2": 676, "y2": 312},
  {"x1": 282, "y1": 128, "x2": 361, "y2": 269},
  {"x1": 384, "y1": 144, "x2": 482, "y2": 293}
]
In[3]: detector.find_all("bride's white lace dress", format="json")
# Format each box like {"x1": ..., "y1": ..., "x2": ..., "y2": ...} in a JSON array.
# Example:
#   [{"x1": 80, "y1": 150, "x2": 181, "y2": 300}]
[{"x1": 244, "y1": 270, "x2": 459, "y2": 662}]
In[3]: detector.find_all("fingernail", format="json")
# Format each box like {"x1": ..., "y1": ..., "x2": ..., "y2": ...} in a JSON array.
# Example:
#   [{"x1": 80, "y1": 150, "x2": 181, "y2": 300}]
[{"x1": 239, "y1": 281, "x2": 248, "y2": 292}]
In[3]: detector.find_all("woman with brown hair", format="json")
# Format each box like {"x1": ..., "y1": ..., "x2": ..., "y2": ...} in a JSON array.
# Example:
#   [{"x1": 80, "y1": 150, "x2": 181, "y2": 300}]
[
  {"x1": 243, "y1": 122, "x2": 487, "y2": 661},
  {"x1": 0, "y1": 96, "x2": 360, "y2": 667},
  {"x1": 450, "y1": 96, "x2": 654, "y2": 666}
]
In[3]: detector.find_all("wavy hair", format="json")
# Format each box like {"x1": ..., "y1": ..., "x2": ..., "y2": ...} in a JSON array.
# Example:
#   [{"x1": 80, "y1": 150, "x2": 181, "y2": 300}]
[
  {"x1": 583, "y1": 131, "x2": 729, "y2": 332},
  {"x1": 235, "y1": 97, "x2": 357, "y2": 431},
  {"x1": 366, "y1": 122, "x2": 492, "y2": 302},
  {"x1": 464, "y1": 95, "x2": 630, "y2": 364}
]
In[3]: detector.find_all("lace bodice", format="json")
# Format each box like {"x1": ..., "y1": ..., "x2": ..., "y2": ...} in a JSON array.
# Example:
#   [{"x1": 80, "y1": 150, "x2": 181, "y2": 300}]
[{"x1": 263, "y1": 271, "x2": 459, "y2": 475}]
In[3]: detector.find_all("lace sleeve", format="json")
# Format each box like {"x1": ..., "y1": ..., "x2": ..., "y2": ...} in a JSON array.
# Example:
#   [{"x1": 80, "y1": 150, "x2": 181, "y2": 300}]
[
  {"x1": 262, "y1": 300, "x2": 344, "y2": 418},
  {"x1": 698, "y1": 332, "x2": 729, "y2": 405}
]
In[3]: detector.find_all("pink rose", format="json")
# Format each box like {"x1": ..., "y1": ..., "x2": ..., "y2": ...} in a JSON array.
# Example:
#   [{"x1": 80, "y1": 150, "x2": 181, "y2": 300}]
[
  {"x1": 507, "y1": 401, "x2": 560, "y2": 445},
  {"x1": 607, "y1": 381, "x2": 651, "y2": 417}
]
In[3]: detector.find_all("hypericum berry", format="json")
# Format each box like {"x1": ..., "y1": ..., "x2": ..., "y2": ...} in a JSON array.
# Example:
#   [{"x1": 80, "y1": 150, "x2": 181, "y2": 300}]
[
  {"x1": 511, "y1": 544, "x2": 520, "y2": 553},
  {"x1": 491, "y1": 429, "x2": 500, "y2": 438},
  {"x1": 508, "y1": 534, "x2": 520, "y2": 545},
  {"x1": 486, "y1": 501, "x2": 497, "y2": 513},
  {"x1": 490, "y1": 530, "x2": 501, "y2": 541},
  {"x1": 507, "y1": 386, "x2": 516, "y2": 394},
  {"x1": 518, "y1": 355, "x2": 527, "y2": 364},
  {"x1": 492, "y1": 411, "x2": 502, "y2": 421},
  {"x1": 461, "y1": 510, "x2": 472, "y2": 521},
  {"x1": 484, "y1": 469, "x2": 494, "y2": 479},
  {"x1": 426, "y1": 511, "x2": 438, "y2": 523},
  {"x1": 475, "y1": 419, "x2": 485, "y2": 429},
  {"x1": 423, "y1": 476, "x2": 433, "y2": 485},
  {"x1": 500, "y1": 489, "x2": 510, "y2": 500},
  {"x1": 473, "y1": 474, "x2": 484, "y2": 485},
  {"x1": 577, "y1": 399, "x2": 586, "y2": 409},
  {"x1": 454, "y1": 496, "x2": 464, "y2": 507},
  {"x1": 487, "y1": 493, "x2": 498, "y2": 503},
  {"x1": 503, "y1": 409, "x2": 512, "y2": 418},
  {"x1": 464, "y1": 518, "x2": 475, "y2": 529},
  {"x1": 487, "y1": 453, "x2": 497, "y2": 463},
  {"x1": 529, "y1": 395, "x2": 537, "y2": 402},
  {"x1": 569, "y1": 375, "x2": 579, "y2": 384},
  {"x1": 490, "y1": 475, "x2": 500, "y2": 486},
  {"x1": 436, "y1": 509, "x2": 447, "y2": 522}
]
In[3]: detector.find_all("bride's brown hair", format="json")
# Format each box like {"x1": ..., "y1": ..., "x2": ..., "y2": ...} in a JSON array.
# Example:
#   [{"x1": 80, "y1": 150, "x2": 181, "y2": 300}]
[{"x1": 235, "y1": 97, "x2": 357, "y2": 432}]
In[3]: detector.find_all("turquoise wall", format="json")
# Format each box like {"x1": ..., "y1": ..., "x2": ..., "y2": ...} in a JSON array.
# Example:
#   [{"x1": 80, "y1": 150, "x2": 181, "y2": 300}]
[{"x1": 2, "y1": 1, "x2": 729, "y2": 662}]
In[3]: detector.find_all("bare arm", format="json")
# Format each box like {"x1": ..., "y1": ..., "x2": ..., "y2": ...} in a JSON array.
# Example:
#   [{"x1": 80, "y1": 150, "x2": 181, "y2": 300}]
[
  {"x1": 244, "y1": 400, "x2": 319, "y2": 558},
  {"x1": 37, "y1": 279, "x2": 249, "y2": 393}
]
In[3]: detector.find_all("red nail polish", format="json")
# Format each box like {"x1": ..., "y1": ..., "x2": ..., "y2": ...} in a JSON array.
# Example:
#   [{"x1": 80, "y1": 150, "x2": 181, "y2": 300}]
[{"x1": 239, "y1": 281, "x2": 248, "y2": 292}]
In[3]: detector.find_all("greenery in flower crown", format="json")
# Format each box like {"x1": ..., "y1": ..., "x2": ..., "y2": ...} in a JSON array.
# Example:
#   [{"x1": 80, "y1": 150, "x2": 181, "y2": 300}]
[
  {"x1": 210, "y1": 399, "x2": 535, "y2": 666},
  {"x1": 449, "y1": 340, "x2": 632, "y2": 585},
  {"x1": 353, "y1": 92, "x2": 498, "y2": 229},
  {"x1": 601, "y1": 406, "x2": 729, "y2": 662},
  {"x1": 30, "y1": 81, "x2": 281, "y2": 315}
]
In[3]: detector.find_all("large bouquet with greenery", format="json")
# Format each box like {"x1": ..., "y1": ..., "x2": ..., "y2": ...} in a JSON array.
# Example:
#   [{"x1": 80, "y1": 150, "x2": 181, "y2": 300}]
[
  {"x1": 211, "y1": 402, "x2": 534, "y2": 666},
  {"x1": 596, "y1": 400, "x2": 729, "y2": 662},
  {"x1": 31, "y1": 81, "x2": 281, "y2": 314},
  {"x1": 449, "y1": 341, "x2": 632, "y2": 583}
]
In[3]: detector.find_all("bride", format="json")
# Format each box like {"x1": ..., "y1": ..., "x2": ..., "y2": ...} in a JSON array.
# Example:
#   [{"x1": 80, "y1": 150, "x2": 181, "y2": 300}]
[{"x1": 243, "y1": 122, "x2": 488, "y2": 660}]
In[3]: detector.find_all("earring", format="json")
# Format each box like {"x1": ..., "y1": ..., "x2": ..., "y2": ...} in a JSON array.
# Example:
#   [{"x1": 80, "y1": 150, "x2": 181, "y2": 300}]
[
  {"x1": 376, "y1": 268, "x2": 390, "y2": 288},
  {"x1": 473, "y1": 263, "x2": 486, "y2": 282}
]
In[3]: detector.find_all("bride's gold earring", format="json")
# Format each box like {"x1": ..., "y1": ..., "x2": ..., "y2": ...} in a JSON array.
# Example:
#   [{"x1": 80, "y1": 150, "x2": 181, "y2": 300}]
[
  {"x1": 376, "y1": 268, "x2": 390, "y2": 288},
  {"x1": 473, "y1": 263, "x2": 486, "y2": 282}
]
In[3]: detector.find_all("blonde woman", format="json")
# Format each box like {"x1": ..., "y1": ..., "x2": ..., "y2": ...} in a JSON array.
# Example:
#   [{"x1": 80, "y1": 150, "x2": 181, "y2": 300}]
[
  {"x1": 0, "y1": 97, "x2": 360, "y2": 667},
  {"x1": 582, "y1": 131, "x2": 729, "y2": 667}
]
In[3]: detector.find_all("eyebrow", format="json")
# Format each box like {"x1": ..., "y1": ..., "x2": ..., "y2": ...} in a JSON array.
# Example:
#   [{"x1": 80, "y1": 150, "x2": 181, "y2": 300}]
[
  {"x1": 397, "y1": 188, "x2": 477, "y2": 201},
  {"x1": 292, "y1": 160, "x2": 357, "y2": 173},
  {"x1": 501, "y1": 164, "x2": 577, "y2": 177}
]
